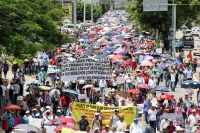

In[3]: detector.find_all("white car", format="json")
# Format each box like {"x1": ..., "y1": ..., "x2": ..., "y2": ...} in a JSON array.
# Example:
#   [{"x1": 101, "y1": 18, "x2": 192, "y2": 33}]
[
  {"x1": 193, "y1": 45, "x2": 200, "y2": 56},
  {"x1": 61, "y1": 24, "x2": 77, "y2": 34}
]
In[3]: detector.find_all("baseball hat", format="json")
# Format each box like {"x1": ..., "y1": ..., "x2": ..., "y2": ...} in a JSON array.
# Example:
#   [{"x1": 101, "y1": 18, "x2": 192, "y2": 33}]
[
  {"x1": 111, "y1": 88, "x2": 116, "y2": 92},
  {"x1": 57, "y1": 110, "x2": 61, "y2": 113},
  {"x1": 105, "y1": 125, "x2": 109, "y2": 128},
  {"x1": 134, "y1": 118, "x2": 139, "y2": 121},
  {"x1": 95, "y1": 113, "x2": 100, "y2": 115},
  {"x1": 25, "y1": 110, "x2": 30, "y2": 114},
  {"x1": 192, "y1": 109, "x2": 196, "y2": 112},
  {"x1": 35, "y1": 114, "x2": 39, "y2": 117}
]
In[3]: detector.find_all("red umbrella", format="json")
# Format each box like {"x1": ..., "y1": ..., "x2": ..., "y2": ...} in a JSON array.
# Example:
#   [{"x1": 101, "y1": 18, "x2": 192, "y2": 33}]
[
  {"x1": 3, "y1": 105, "x2": 22, "y2": 110},
  {"x1": 90, "y1": 38, "x2": 96, "y2": 41},
  {"x1": 159, "y1": 94, "x2": 173, "y2": 100},
  {"x1": 128, "y1": 89, "x2": 140, "y2": 94},
  {"x1": 112, "y1": 54, "x2": 123, "y2": 62},
  {"x1": 122, "y1": 60, "x2": 131, "y2": 66},
  {"x1": 76, "y1": 49, "x2": 85, "y2": 53},
  {"x1": 100, "y1": 43, "x2": 107, "y2": 47},
  {"x1": 138, "y1": 83, "x2": 151, "y2": 89},
  {"x1": 54, "y1": 125, "x2": 76, "y2": 132},
  {"x1": 82, "y1": 84, "x2": 94, "y2": 89},
  {"x1": 57, "y1": 116, "x2": 76, "y2": 123},
  {"x1": 147, "y1": 43, "x2": 153, "y2": 47}
]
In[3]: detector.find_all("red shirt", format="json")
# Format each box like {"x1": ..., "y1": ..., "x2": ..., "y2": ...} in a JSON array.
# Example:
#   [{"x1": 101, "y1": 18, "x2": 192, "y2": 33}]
[
  {"x1": 166, "y1": 125, "x2": 175, "y2": 133},
  {"x1": 50, "y1": 59, "x2": 57, "y2": 65},
  {"x1": 61, "y1": 96, "x2": 70, "y2": 107}
]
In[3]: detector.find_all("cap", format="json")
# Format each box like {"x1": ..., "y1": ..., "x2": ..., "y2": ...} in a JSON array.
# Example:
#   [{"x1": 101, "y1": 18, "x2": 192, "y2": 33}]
[
  {"x1": 134, "y1": 117, "x2": 139, "y2": 121},
  {"x1": 95, "y1": 113, "x2": 100, "y2": 115},
  {"x1": 152, "y1": 103, "x2": 157, "y2": 107},
  {"x1": 35, "y1": 114, "x2": 39, "y2": 117},
  {"x1": 179, "y1": 96, "x2": 183, "y2": 100},
  {"x1": 111, "y1": 88, "x2": 115, "y2": 92},
  {"x1": 121, "y1": 100, "x2": 125, "y2": 102},
  {"x1": 25, "y1": 110, "x2": 30, "y2": 113},
  {"x1": 41, "y1": 68, "x2": 44, "y2": 70},
  {"x1": 105, "y1": 125, "x2": 109, "y2": 128},
  {"x1": 105, "y1": 94, "x2": 110, "y2": 98},
  {"x1": 185, "y1": 93, "x2": 188, "y2": 95},
  {"x1": 99, "y1": 97, "x2": 103, "y2": 99},
  {"x1": 46, "y1": 106, "x2": 51, "y2": 109},
  {"x1": 57, "y1": 110, "x2": 61, "y2": 113},
  {"x1": 8, "y1": 114, "x2": 12, "y2": 117},
  {"x1": 46, "y1": 110, "x2": 51, "y2": 113},
  {"x1": 192, "y1": 109, "x2": 196, "y2": 112},
  {"x1": 147, "y1": 98, "x2": 151, "y2": 101},
  {"x1": 56, "y1": 77, "x2": 60, "y2": 79},
  {"x1": 32, "y1": 108, "x2": 37, "y2": 111},
  {"x1": 81, "y1": 114, "x2": 86, "y2": 117},
  {"x1": 95, "y1": 127, "x2": 99, "y2": 131}
]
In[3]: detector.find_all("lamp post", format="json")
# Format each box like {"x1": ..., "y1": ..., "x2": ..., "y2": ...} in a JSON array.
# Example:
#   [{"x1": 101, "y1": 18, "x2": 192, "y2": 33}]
[
  {"x1": 91, "y1": 0, "x2": 94, "y2": 23},
  {"x1": 73, "y1": 0, "x2": 77, "y2": 38},
  {"x1": 83, "y1": 0, "x2": 86, "y2": 23}
]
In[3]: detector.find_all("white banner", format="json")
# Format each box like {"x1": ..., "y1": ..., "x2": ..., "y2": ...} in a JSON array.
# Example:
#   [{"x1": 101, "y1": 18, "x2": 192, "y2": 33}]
[{"x1": 61, "y1": 55, "x2": 112, "y2": 81}]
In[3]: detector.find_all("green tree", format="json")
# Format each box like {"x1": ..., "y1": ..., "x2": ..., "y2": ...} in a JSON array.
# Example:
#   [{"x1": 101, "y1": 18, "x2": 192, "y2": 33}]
[
  {"x1": 0, "y1": 0, "x2": 74, "y2": 59},
  {"x1": 126, "y1": 0, "x2": 200, "y2": 38}
]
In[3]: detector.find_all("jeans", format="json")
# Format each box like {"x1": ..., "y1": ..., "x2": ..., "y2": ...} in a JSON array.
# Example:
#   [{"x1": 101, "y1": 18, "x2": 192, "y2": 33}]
[
  {"x1": 53, "y1": 101, "x2": 59, "y2": 114},
  {"x1": 170, "y1": 81, "x2": 175, "y2": 91},
  {"x1": 165, "y1": 78, "x2": 170, "y2": 88},
  {"x1": 150, "y1": 121, "x2": 156, "y2": 133},
  {"x1": 144, "y1": 111, "x2": 148, "y2": 124},
  {"x1": 180, "y1": 119, "x2": 185, "y2": 128},
  {"x1": 100, "y1": 87, "x2": 105, "y2": 97},
  {"x1": 62, "y1": 107, "x2": 68, "y2": 115},
  {"x1": 159, "y1": 73, "x2": 163, "y2": 82},
  {"x1": 34, "y1": 66, "x2": 39, "y2": 74},
  {"x1": 156, "y1": 115, "x2": 161, "y2": 131},
  {"x1": 44, "y1": 66, "x2": 48, "y2": 72},
  {"x1": 126, "y1": 83, "x2": 132, "y2": 92},
  {"x1": 179, "y1": 74, "x2": 184, "y2": 85},
  {"x1": 23, "y1": 67, "x2": 29, "y2": 74}
]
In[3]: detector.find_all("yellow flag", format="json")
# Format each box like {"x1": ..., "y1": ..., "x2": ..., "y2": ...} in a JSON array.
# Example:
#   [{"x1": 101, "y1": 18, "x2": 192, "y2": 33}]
[{"x1": 61, "y1": 128, "x2": 73, "y2": 133}]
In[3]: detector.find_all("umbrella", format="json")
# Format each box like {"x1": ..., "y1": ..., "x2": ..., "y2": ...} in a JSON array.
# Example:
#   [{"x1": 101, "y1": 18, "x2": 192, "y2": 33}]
[
  {"x1": 159, "y1": 94, "x2": 173, "y2": 100},
  {"x1": 115, "y1": 43, "x2": 123, "y2": 47},
  {"x1": 153, "y1": 87, "x2": 169, "y2": 92},
  {"x1": 63, "y1": 89, "x2": 78, "y2": 94},
  {"x1": 49, "y1": 89, "x2": 61, "y2": 97},
  {"x1": 81, "y1": 39, "x2": 91, "y2": 43},
  {"x1": 140, "y1": 62, "x2": 154, "y2": 66},
  {"x1": 138, "y1": 84, "x2": 151, "y2": 89},
  {"x1": 54, "y1": 125, "x2": 76, "y2": 132},
  {"x1": 76, "y1": 49, "x2": 85, "y2": 53},
  {"x1": 151, "y1": 52, "x2": 160, "y2": 57},
  {"x1": 82, "y1": 84, "x2": 94, "y2": 89},
  {"x1": 122, "y1": 60, "x2": 131, "y2": 66},
  {"x1": 146, "y1": 36, "x2": 152, "y2": 39},
  {"x1": 26, "y1": 85, "x2": 40, "y2": 92},
  {"x1": 39, "y1": 86, "x2": 53, "y2": 91},
  {"x1": 152, "y1": 68, "x2": 163, "y2": 74},
  {"x1": 57, "y1": 116, "x2": 76, "y2": 123},
  {"x1": 15, "y1": 124, "x2": 42, "y2": 133},
  {"x1": 147, "y1": 43, "x2": 154, "y2": 47},
  {"x1": 128, "y1": 89, "x2": 140, "y2": 94},
  {"x1": 65, "y1": 54, "x2": 72, "y2": 57},
  {"x1": 3, "y1": 105, "x2": 22, "y2": 110},
  {"x1": 144, "y1": 56, "x2": 154, "y2": 61},
  {"x1": 181, "y1": 80, "x2": 200, "y2": 89},
  {"x1": 157, "y1": 63, "x2": 166, "y2": 69},
  {"x1": 93, "y1": 45, "x2": 100, "y2": 49},
  {"x1": 160, "y1": 113, "x2": 183, "y2": 121},
  {"x1": 172, "y1": 61, "x2": 182, "y2": 65},
  {"x1": 161, "y1": 54, "x2": 172, "y2": 58},
  {"x1": 111, "y1": 54, "x2": 122, "y2": 62}
]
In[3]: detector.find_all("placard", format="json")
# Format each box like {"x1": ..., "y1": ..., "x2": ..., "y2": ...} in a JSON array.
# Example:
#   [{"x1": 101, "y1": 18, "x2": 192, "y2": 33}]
[
  {"x1": 29, "y1": 118, "x2": 42, "y2": 128},
  {"x1": 61, "y1": 55, "x2": 112, "y2": 81},
  {"x1": 72, "y1": 102, "x2": 136, "y2": 127}
]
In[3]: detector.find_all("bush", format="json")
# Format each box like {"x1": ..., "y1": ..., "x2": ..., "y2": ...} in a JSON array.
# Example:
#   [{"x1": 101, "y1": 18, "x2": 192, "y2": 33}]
[{"x1": 8, "y1": 56, "x2": 24, "y2": 68}]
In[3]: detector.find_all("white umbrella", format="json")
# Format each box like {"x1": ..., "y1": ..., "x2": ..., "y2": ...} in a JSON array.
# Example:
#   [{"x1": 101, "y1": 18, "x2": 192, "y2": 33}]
[
  {"x1": 49, "y1": 89, "x2": 60, "y2": 97},
  {"x1": 15, "y1": 124, "x2": 42, "y2": 133}
]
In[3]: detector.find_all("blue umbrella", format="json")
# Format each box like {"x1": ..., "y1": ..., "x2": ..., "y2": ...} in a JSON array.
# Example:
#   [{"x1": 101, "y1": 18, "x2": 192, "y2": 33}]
[
  {"x1": 151, "y1": 52, "x2": 160, "y2": 57},
  {"x1": 93, "y1": 45, "x2": 100, "y2": 49},
  {"x1": 153, "y1": 86, "x2": 169, "y2": 92},
  {"x1": 161, "y1": 54, "x2": 172, "y2": 58},
  {"x1": 81, "y1": 39, "x2": 91, "y2": 43},
  {"x1": 113, "y1": 61, "x2": 121, "y2": 65},
  {"x1": 63, "y1": 89, "x2": 78, "y2": 94},
  {"x1": 115, "y1": 43, "x2": 123, "y2": 47},
  {"x1": 181, "y1": 80, "x2": 200, "y2": 89},
  {"x1": 146, "y1": 35, "x2": 152, "y2": 39},
  {"x1": 172, "y1": 61, "x2": 182, "y2": 65}
]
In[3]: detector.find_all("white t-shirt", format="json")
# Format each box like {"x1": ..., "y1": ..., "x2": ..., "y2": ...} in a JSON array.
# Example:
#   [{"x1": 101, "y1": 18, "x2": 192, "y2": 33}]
[
  {"x1": 39, "y1": 59, "x2": 44, "y2": 66},
  {"x1": 148, "y1": 109, "x2": 157, "y2": 121},
  {"x1": 125, "y1": 77, "x2": 132, "y2": 83},
  {"x1": 114, "y1": 121, "x2": 127, "y2": 132},
  {"x1": 186, "y1": 88, "x2": 194, "y2": 97},
  {"x1": 42, "y1": 115, "x2": 53, "y2": 126},
  {"x1": 188, "y1": 114, "x2": 199, "y2": 127},
  {"x1": 34, "y1": 58, "x2": 39, "y2": 66},
  {"x1": 0, "y1": 85, "x2": 6, "y2": 97},
  {"x1": 14, "y1": 84, "x2": 20, "y2": 94},
  {"x1": 148, "y1": 79, "x2": 156, "y2": 88},
  {"x1": 79, "y1": 80, "x2": 85, "y2": 84},
  {"x1": 186, "y1": 70, "x2": 193, "y2": 79},
  {"x1": 171, "y1": 73, "x2": 176, "y2": 81}
]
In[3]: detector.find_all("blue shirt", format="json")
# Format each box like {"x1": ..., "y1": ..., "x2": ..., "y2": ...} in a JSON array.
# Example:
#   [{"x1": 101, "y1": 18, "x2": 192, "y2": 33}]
[
  {"x1": 55, "y1": 115, "x2": 63, "y2": 125},
  {"x1": 43, "y1": 60, "x2": 48, "y2": 66},
  {"x1": 7, "y1": 118, "x2": 14, "y2": 127},
  {"x1": 143, "y1": 100, "x2": 152, "y2": 112},
  {"x1": 39, "y1": 71, "x2": 47, "y2": 79}
]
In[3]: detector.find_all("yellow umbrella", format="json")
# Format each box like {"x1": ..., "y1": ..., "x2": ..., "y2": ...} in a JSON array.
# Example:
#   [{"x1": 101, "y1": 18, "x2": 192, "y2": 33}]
[{"x1": 39, "y1": 86, "x2": 53, "y2": 91}]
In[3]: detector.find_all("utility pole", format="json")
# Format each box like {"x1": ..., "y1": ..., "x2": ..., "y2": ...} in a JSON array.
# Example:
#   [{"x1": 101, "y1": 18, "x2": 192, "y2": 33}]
[
  {"x1": 73, "y1": 0, "x2": 77, "y2": 38},
  {"x1": 91, "y1": 0, "x2": 94, "y2": 23},
  {"x1": 61, "y1": 0, "x2": 63, "y2": 7},
  {"x1": 83, "y1": 0, "x2": 86, "y2": 23}
]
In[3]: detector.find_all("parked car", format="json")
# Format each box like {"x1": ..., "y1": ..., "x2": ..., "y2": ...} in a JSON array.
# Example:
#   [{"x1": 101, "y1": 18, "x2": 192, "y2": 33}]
[
  {"x1": 182, "y1": 34, "x2": 194, "y2": 48},
  {"x1": 193, "y1": 45, "x2": 200, "y2": 56}
]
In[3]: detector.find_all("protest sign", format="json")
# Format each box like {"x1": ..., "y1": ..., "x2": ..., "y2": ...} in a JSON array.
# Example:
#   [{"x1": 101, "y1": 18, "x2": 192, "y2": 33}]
[
  {"x1": 29, "y1": 118, "x2": 42, "y2": 128},
  {"x1": 44, "y1": 126, "x2": 56, "y2": 133},
  {"x1": 118, "y1": 96, "x2": 133, "y2": 106},
  {"x1": 72, "y1": 102, "x2": 136, "y2": 127},
  {"x1": 61, "y1": 55, "x2": 112, "y2": 81}
]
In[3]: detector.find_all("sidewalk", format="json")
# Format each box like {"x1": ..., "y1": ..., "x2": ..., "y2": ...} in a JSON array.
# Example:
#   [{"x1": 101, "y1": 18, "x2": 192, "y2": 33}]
[{"x1": 0, "y1": 70, "x2": 35, "y2": 132}]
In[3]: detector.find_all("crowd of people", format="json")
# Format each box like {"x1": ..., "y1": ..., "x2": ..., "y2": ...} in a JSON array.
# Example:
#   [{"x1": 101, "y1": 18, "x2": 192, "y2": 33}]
[{"x1": 0, "y1": 10, "x2": 199, "y2": 133}]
